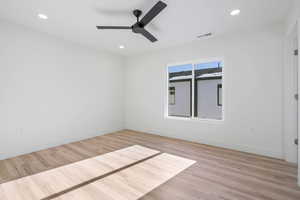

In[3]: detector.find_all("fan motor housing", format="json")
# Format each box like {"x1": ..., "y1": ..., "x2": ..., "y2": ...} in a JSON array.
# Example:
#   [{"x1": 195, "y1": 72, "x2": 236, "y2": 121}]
[{"x1": 132, "y1": 23, "x2": 144, "y2": 33}]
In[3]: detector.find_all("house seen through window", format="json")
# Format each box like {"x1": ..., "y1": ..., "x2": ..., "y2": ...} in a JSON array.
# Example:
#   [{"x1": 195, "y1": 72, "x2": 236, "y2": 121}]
[{"x1": 168, "y1": 60, "x2": 223, "y2": 120}]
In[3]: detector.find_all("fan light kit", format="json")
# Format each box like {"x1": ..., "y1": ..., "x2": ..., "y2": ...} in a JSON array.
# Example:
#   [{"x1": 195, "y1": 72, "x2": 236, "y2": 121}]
[
  {"x1": 119, "y1": 45, "x2": 125, "y2": 49},
  {"x1": 38, "y1": 13, "x2": 48, "y2": 20},
  {"x1": 96, "y1": 1, "x2": 167, "y2": 43}
]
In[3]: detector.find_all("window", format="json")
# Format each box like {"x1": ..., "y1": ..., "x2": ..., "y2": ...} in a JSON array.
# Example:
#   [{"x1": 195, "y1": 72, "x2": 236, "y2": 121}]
[
  {"x1": 169, "y1": 87, "x2": 176, "y2": 105},
  {"x1": 167, "y1": 60, "x2": 223, "y2": 120},
  {"x1": 168, "y1": 64, "x2": 192, "y2": 118}
]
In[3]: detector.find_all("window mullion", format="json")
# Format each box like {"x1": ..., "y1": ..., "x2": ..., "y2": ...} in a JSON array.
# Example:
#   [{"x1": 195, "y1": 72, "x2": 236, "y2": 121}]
[{"x1": 191, "y1": 63, "x2": 195, "y2": 118}]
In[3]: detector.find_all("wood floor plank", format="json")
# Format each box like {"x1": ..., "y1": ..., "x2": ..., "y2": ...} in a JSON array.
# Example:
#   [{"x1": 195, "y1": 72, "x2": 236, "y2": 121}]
[
  {"x1": 0, "y1": 145, "x2": 160, "y2": 200},
  {"x1": 54, "y1": 153, "x2": 196, "y2": 200}
]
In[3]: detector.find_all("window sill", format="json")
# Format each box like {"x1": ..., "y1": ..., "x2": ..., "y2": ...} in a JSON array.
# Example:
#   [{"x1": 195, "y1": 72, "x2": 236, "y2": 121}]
[{"x1": 164, "y1": 116, "x2": 224, "y2": 124}]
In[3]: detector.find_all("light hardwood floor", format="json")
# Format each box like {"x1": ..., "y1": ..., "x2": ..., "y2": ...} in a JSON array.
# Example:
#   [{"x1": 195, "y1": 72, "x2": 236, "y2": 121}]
[
  {"x1": 0, "y1": 145, "x2": 160, "y2": 200},
  {"x1": 0, "y1": 130, "x2": 300, "y2": 200},
  {"x1": 54, "y1": 153, "x2": 195, "y2": 200}
]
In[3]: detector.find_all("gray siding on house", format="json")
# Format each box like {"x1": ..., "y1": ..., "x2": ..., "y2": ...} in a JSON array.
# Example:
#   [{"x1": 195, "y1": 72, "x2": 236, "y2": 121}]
[
  {"x1": 168, "y1": 81, "x2": 191, "y2": 117},
  {"x1": 197, "y1": 79, "x2": 222, "y2": 119}
]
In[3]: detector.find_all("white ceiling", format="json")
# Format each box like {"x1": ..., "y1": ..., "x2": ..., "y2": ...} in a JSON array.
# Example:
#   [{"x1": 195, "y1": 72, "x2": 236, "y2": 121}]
[{"x1": 0, "y1": 0, "x2": 292, "y2": 56}]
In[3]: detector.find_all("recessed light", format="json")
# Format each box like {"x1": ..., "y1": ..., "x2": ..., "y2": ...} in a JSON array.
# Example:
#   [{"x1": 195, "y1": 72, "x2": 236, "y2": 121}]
[
  {"x1": 230, "y1": 9, "x2": 240, "y2": 16},
  {"x1": 38, "y1": 13, "x2": 48, "y2": 20},
  {"x1": 119, "y1": 45, "x2": 125, "y2": 49}
]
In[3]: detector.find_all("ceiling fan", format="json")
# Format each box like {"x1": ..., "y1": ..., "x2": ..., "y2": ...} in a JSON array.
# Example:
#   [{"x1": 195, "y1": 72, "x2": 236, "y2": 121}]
[{"x1": 96, "y1": 1, "x2": 167, "y2": 42}]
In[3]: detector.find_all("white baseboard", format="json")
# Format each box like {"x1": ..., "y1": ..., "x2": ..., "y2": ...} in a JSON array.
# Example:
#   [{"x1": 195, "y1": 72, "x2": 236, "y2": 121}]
[
  {"x1": 127, "y1": 128, "x2": 283, "y2": 159},
  {"x1": 0, "y1": 128, "x2": 123, "y2": 160}
]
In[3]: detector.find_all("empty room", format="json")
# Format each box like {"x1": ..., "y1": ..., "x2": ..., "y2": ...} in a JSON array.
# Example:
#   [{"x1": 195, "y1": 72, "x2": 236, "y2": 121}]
[{"x1": 0, "y1": 0, "x2": 300, "y2": 199}]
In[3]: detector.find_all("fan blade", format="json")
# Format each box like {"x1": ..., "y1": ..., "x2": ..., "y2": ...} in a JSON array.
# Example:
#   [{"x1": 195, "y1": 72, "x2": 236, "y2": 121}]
[
  {"x1": 96, "y1": 26, "x2": 132, "y2": 30},
  {"x1": 140, "y1": 1, "x2": 167, "y2": 26},
  {"x1": 138, "y1": 28, "x2": 157, "y2": 42}
]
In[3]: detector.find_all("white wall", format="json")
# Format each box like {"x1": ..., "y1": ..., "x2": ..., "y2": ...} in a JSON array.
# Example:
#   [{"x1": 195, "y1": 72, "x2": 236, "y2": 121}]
[
  {"x1": 125, "y1": 25, "x2": 284, "y2": 159},
  {"x1": 286, "y1": 0, "x2": 300, "y2": 35},
  {"x1": 0, "y1": 20, "x2": 124, "y2": 160}
]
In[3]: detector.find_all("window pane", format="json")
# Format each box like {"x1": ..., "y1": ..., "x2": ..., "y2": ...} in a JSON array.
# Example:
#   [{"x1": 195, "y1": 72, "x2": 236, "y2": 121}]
[
  {"x1": 195, "y1": 61, "x2": 223, "y2": 120},
  {"x1": 168, "y1": 64, "x2": 192, "y2": 118}
]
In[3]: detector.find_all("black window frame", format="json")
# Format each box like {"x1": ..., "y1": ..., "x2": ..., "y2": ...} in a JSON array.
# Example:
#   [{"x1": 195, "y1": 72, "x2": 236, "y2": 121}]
[{"x1": 217, "y1": 84, "x2": 222, "y2": 107}]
